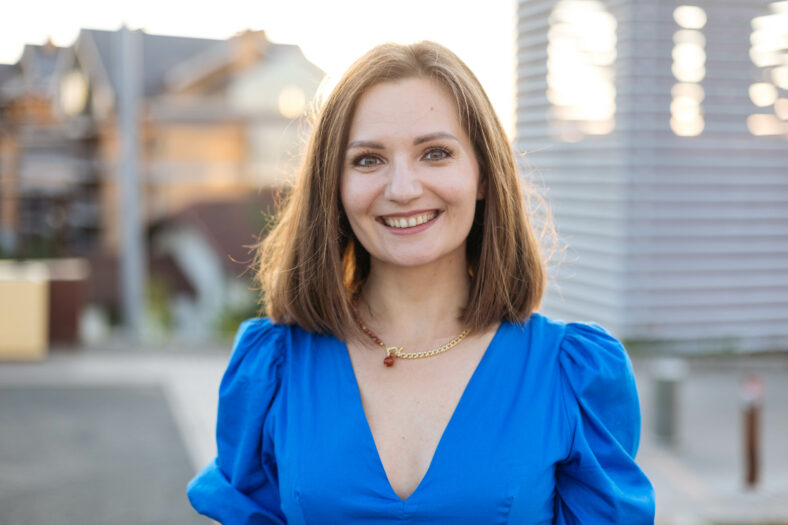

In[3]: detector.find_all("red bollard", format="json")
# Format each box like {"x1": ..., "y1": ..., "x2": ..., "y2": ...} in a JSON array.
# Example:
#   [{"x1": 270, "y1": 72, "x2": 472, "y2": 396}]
[{"x1": 740, "y1": 374, "x2": 763, "y2": 489}]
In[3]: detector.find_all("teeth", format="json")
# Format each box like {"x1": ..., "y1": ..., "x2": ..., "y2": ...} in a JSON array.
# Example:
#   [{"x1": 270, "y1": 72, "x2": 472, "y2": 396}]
[{"x1": 382, "y1": 211, "x2": 437, "y2": 229}]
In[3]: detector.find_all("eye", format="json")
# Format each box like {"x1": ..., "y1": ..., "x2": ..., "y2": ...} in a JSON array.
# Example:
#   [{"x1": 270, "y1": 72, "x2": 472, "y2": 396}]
[
  {"x1": 423, "y1": 147, "x2": 452, "y2": 161},
  {"x1": 352, "y1": 153, "x2": 384, "y2": 168}
]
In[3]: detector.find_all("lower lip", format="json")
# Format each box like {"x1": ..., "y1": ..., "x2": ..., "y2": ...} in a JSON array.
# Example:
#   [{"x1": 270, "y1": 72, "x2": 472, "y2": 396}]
[{"x1": 379, "y1": 213, "x2": 440, "y2": 235}]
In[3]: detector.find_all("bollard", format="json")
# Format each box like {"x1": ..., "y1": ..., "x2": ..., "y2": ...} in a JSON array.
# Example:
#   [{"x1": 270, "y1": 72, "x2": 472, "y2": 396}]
[
  {"x1": 653, "y1": 358, "x2": 689, "y2": 446},
  {"x1": 740, "y1": 374, "x2": 763, "y2": 489}
]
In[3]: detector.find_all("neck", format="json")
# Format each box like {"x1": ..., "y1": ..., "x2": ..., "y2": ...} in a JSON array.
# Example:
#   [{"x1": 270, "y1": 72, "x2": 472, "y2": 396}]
[{"x1": 357, "y1": 252, "x2": 470, "y2": 345}]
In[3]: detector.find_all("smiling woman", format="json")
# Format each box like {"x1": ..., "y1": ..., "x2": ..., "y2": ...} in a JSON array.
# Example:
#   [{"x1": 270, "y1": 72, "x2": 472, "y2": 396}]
[
  {"x1": 341, "y1": 77, "x2": 482, "y2": 271},
  {"x1": 187, "y1": 41, "x2": 655, "y2": 524}
]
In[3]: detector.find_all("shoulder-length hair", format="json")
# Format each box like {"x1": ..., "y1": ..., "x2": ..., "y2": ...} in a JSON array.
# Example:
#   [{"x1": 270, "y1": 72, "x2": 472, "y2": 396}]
[{"x1": 255, "y1": 41, "x2": 545, "y2": 338}]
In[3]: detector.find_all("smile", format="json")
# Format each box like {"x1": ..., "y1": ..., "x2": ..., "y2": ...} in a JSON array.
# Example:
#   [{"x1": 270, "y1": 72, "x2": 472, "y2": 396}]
[{"x1": 380, "y1": 211, "x2": 439, "y2": 229}]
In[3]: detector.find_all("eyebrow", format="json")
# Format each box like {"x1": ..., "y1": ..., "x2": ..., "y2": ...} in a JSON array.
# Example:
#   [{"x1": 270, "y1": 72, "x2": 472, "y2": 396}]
[
  {"x1": 346, "y1": 131, "x2": 459, "y2": 151},
  {"x1": 413, "y1": 132, "x2": 458, "y2": 145}
]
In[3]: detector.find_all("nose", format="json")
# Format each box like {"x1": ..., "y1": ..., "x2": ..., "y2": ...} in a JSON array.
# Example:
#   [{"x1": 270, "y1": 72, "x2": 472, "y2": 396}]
[{"x1": 384, "y1": 159, "x2": 422, "y2": 203}]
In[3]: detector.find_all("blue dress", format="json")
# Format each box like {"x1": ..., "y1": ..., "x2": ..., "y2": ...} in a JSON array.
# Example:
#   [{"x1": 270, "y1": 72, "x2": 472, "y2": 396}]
[{"x1": 187, "y1": 313, "x2": 655, "y2": 524}]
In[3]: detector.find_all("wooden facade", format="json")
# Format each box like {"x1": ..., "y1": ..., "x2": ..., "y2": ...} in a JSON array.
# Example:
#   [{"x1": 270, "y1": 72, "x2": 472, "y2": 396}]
[{"x1": 0, "y1": 29, "x2": 324, "y2": 257}]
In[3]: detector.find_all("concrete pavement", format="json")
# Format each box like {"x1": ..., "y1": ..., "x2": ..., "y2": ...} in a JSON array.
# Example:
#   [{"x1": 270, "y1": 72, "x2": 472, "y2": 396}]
[
  {"x1": 633, "y1": 355, "x2": 788, "y2": 525},
  {"x1": 1, "y1": 344, "x2": 786, "y2": 524},
  {"x1": 0, "y1": 347, "x2": 221, "y2": 525}
]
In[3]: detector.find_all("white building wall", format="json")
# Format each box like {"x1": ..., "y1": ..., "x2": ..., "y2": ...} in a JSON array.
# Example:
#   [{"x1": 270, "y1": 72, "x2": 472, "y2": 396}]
[
  {"x1": 517, "y1": 0, "x2": 788, "y2": 352},
  {"x1": 228, "y1": 45, "x2": 325, "y2": 186}
]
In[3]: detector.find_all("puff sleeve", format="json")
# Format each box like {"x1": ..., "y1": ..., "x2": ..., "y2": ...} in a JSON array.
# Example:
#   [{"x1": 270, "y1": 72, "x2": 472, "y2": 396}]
[
  {"x1": 554, "y1": 322, "x2": 655, "y2": 524},
  {"x1": 187, "y1": 318, "x2": 286, "y2": 524}
]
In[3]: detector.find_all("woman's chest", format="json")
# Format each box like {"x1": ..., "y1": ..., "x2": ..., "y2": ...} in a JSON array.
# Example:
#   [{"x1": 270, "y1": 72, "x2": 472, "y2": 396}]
[
  {"x1": 350, "y1": 341, "x2": 490, "y2": 502},
  {"x1": 271, "y1": 338, "x2": 569, "y2": 524}
]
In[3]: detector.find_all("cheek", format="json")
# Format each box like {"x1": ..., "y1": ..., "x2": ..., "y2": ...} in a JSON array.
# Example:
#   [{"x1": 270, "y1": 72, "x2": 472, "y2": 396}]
[
  {"x1": 340, "y1": 176, "x2": 361, "y2": 220},
  {"x1": 342, "y1": 175, "x2": 380, "y2": 208},
  {"x1": 340, "y1": 177, "x2": 374, "y2": 229},
  {"x1": 453, "y1": 163, "x2": 481, "y2": 201},
  {"x1": 444, "y1": 177, "x2": 481, "y2": 208}
]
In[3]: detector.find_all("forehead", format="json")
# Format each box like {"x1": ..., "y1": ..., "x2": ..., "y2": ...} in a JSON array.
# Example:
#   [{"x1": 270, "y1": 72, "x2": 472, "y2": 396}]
[{"x1": 348, "y1": 77, "x2": 463, "y2": 140}]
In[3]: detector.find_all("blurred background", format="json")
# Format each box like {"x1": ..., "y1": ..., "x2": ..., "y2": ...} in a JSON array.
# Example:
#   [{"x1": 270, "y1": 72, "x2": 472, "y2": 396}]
[{"x1": 0, "y1": 1, "x2": 786, "y2": 524}]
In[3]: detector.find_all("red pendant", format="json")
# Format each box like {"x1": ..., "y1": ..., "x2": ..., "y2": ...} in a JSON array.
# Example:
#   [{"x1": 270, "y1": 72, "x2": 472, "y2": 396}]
[{"x1": 383, "y1": 355, "x2": 395, "y2": 367}]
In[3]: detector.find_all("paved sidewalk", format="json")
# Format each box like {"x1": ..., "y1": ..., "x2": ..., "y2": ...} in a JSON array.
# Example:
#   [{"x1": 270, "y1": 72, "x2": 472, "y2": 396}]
[
  {"x1": 1, "y1": 347, "x2": 786, "y2": 524},
  {"x1": 633, "y1": 356, "x2": 788, "y2": 525},
  {"x1": 0, "y1": 348, "x2": 222, "y2": 525}
]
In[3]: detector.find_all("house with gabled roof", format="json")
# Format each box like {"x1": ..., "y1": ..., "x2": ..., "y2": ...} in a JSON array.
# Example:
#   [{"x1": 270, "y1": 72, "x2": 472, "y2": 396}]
[
  {"x1": 1, "y1": 27, "x2": 323, "y2": 258},
  {"x1": 54, "y1": 28, "x2": 322, "y2": 253},
  {"x1": 1, "y1": 27, "x2": 323, "y2": 337}
]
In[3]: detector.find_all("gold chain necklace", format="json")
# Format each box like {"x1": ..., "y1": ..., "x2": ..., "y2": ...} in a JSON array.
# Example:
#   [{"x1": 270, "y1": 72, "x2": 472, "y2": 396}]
[{"x1": 351, "y1": 295, "x2": 471, "y2": 367}]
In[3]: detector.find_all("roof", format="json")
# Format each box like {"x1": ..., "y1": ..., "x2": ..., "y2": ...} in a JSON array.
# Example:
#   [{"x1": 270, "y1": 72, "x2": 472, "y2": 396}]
[
  {"x1": 0, "y1": 63, "x2": 21, "y2": 101},
  {"x1": 0, "y1": 44, "x2": 63, "y2": 101},
  {"x1": 82, "y1": 28, "x2": 221, "y2": 97},
  {"x1": 19, "y1": 42, "x2": 64, "y2": 94},
  {"x1": 161, "y1": 32, "x2": 264, "y2": 93},
  {"x1": 0, "y1": 63, "x2": 19, "y2": 85}
]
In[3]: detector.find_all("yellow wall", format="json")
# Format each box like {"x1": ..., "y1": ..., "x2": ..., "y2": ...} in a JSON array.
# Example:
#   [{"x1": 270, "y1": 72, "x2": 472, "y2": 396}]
[{"x1": 0, "y1": 263, "x2": 49, "y2": 361}]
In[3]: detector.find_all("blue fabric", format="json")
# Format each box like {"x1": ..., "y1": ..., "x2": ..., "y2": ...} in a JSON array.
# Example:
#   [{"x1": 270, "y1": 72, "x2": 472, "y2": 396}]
[{"x1": 187, "y1": 313, "x2": 655, "y2": 524}]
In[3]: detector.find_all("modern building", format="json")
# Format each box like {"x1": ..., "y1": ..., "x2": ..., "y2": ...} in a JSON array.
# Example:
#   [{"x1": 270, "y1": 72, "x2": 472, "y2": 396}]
[{"x1": 516, "y1": 0, "x2": 788, "y2": 352}]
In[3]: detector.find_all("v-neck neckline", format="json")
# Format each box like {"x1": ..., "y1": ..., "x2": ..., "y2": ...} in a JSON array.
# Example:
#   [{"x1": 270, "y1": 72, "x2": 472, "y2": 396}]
[{"x1": 336, "y1": 321, "x2": 508, "y2": 504}]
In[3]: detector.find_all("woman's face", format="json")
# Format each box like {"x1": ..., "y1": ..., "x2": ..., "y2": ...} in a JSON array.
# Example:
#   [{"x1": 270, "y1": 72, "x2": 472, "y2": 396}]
[{"x1": 340, "y1": 77, "x2": 483, "y2": 271}]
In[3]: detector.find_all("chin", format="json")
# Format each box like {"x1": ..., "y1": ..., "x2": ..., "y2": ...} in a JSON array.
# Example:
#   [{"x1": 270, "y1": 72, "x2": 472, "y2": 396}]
[{"x1": 385, "y1": 251, "x2": 451, "y2": 269}]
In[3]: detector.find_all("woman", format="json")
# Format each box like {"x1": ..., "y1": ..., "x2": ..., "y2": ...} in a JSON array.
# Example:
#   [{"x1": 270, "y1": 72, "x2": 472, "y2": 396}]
[{"x1": 187, "y1": 41, "x2": 655, "y2": 524}]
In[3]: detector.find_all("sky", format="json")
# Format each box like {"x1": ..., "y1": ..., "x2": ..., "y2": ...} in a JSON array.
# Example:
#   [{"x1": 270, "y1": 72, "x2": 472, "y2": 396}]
[{"x1": 0, "y1": 0, "x2": 517, "y2": 134}]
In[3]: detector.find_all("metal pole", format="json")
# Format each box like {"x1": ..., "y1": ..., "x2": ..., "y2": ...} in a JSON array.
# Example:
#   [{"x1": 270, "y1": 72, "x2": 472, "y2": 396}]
[
  {"x1": 653, "y1": 358, "x2": 688, "y2": 447},
  {"x1": 741, "y1": 374, "x2": 763, "y2": 489},
  {"x1": 117, "y1": 26, "x2": 146, "y2": 340}
]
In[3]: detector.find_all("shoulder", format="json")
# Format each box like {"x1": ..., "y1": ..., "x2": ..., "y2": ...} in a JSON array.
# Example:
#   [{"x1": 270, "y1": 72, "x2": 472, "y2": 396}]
[
  {"x1": 516, "y1": 313, "x2": 639, "y2": 437},
  {"x1": 557, "y1": 318, "x2": 633, "y2": 390},
  {"x1": 506, "y1": 313, "x2": 635, "y2": 393},
  {"x1": 215, "y1": 319, "x2": 295, "y2": 443},
  {"x1": 224, "y1": 318, "x2": 339, "y2": 385},
  {"x1": 519, "y1": 312, "x2": 633, "y2": 383},
  {"x1": 537, "y1": 314, "x2": 640, "y2": 454},
  {"x1": 223, "y1": 318, "x2": 293, "y2": 387}
]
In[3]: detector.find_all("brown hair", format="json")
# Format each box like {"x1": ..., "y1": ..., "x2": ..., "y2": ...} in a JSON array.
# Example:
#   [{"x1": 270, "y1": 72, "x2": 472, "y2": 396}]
[{"x1": 255, "y1": 41, "x2": 545, "y2": 338}]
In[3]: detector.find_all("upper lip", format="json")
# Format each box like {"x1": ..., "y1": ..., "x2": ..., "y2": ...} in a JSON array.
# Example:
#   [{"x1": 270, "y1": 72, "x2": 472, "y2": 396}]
[{"x1": 377, "y1": 209, "x2": 439, "y2": 219}]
